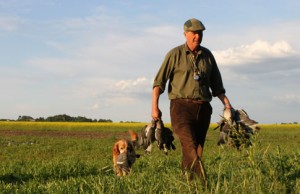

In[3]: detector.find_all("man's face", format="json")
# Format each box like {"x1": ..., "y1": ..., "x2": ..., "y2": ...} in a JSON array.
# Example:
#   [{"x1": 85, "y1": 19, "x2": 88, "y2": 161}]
[{"x1": 184, "y1": 31, "x2": 203, "y2": 50}]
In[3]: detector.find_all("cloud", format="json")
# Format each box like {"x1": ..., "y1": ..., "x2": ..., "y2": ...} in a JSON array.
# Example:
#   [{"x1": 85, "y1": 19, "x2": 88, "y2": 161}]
[
  {"x1": 273, "y1": 94, "x2": 300, "y2": 104},
  {"x1": 116, "y1": 77, "x2": 150, "y2": 91},
  {"x1": 213, "y1": 40, "x2": 295, "y2": 66},
  {"x1": 27, "y1": 57, "x2": 75, "y2": 76},
  {"x1": 25, "y1": 17, "x2": 182, "y2": 80},
  {"x1": 62, "y1": 76, "x2": 152, "y2": 114},
  {"x1": 0, "y1": 16, "x2": 24, "y2": 31},
  {"x1": 223, "y1": 55, "x2": 300, "y2": 77}
]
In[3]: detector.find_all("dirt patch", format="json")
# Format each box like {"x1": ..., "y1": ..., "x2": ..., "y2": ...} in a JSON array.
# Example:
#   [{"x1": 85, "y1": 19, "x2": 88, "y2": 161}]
[{"x1": 0, "y1": 130, "x2": 130, "y2": 139}]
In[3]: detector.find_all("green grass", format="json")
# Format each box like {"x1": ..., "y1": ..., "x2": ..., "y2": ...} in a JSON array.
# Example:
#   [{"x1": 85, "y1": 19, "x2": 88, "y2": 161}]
[{"x1": 0, "y1": 122, "x2": 299, "y2": 193}]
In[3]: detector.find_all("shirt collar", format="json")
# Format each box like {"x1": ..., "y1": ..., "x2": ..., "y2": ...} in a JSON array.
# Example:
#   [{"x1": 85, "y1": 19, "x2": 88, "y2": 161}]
[{"x1": 184, "y1": 43, "x2": 203, "y2": 55}]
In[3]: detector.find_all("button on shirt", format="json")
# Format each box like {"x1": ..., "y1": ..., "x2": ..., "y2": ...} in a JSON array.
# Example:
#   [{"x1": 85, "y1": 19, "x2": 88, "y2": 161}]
[{"x1": 153, "y1": 44, "x2": 225, "y2": 101}]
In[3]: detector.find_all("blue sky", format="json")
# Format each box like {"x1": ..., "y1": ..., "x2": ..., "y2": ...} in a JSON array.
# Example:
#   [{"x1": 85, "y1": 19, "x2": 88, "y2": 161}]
[{"x1": 1, "y1": 0, "x2": 299, "y2": 123}]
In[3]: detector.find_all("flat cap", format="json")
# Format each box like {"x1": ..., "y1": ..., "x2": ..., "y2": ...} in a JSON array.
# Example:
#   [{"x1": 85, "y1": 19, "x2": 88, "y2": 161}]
[{"x1": 184, "y1": 18, "x2": 206, "y2": 32}]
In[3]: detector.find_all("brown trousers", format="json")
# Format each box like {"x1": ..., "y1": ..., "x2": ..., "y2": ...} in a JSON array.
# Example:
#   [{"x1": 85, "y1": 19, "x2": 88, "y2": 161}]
[{"x1": 170, "y1": 99, "x2": 212, "y2": 180}]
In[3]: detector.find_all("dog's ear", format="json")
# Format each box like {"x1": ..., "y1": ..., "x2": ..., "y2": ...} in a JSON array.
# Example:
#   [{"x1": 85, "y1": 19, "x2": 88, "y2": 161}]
[{"x1": 113, "y1": 142, "x2": 120, "y2": 155}]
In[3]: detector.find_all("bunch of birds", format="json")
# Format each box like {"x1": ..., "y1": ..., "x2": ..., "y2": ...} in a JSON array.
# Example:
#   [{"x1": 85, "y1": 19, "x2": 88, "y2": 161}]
[
  {"x1": 131, "y1": 119, "x2": 176, "y2": 155},
  {"x1": 214, "y1": 108, "x2": 260, "y2": 149}
]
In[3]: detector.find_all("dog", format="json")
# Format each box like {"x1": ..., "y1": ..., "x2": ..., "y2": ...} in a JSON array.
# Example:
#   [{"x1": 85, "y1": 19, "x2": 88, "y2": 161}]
[
  {"x1": 215, "y1": 108, "x2": 260, "y2": 149},
  {"x1": 129, "y1": 119, "x2": 176, "y2": 155},
  {"x1": 112, "y1": 139, "x2": 140, "y2": 176}
]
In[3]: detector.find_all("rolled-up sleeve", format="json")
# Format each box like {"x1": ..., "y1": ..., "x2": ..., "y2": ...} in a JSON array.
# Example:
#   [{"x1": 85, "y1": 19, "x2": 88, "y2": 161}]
[
  {"x1": 153, "y1": 52, "x2": 174, "y2": 93},
  {"x1": 209, "y1": 53, "x2": 226, "y2": 97}
]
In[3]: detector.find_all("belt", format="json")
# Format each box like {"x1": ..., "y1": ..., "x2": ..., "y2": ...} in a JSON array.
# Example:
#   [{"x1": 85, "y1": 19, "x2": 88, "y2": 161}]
[{"x1": 173, "y1": 98, "x2": 208, "y2": 104}]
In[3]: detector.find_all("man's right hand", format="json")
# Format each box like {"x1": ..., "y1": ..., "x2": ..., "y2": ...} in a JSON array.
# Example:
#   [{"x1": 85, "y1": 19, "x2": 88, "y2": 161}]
[
  {"x1": 151, "y1": 107, "x2": 162, "y2": 121},
  {"x1": 152, "y1": 86, "x2": 162, "y2": 120}
]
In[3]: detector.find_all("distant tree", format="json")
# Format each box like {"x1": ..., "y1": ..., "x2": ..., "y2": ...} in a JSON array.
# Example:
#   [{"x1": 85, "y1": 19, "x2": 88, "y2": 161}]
[
  {"x1": 17, "y1": 115, "x2": 35, "y2": 121},
  {"x1": 0, "y1": 119, "x2": 14, "y2": 121},
  {"x1": 35, "y1": 117, "x2": 45, "y2": 122},
  {"x1": 46, "y1": 114, "x2": 73, "y2": 122},
  {"x1": 45, "y1": 114, "x2": 99, "y2": 122},
  {"x1": 8, "y1": 114, "x2": 113, "y2": 122},
  {"x1": 98, "y1": 118, "x2": 113, "y2": 123},
  {"x1": 74, "y1": 116, "x2": 93, "y2": 122}
]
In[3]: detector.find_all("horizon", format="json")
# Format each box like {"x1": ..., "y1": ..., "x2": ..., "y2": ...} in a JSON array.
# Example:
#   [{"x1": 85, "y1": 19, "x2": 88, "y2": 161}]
[
  {"x1": 2, "y1": 113, "x2": 299, "y2": 125},
  {"x1": 1, "y1": 1, "x2": 300, "y2": 124}
]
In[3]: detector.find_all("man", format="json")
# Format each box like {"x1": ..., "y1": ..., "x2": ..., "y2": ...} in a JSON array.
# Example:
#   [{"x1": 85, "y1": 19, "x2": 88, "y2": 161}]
[{"x1": 151, "y1": 18, "x2": 232, "y2": 184}]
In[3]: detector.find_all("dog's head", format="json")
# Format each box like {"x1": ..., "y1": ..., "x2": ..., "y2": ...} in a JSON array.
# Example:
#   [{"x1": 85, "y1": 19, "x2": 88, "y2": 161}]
[{"x1": 113, "y1": 139, "x2": 140, "y2": 176}]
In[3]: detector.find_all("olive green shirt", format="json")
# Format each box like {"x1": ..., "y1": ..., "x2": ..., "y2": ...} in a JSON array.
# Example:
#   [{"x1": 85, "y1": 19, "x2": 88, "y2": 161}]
[{"x1": 153, "y1": 44, "x2": 225, "y2": 101}]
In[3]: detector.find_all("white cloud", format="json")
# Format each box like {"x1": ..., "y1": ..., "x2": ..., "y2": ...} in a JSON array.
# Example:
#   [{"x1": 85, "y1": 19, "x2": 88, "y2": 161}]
[
  {"x1": 145, "y1": 25, "x2": 180, "y2": 37},
  {"x1": 213, "y1": 40, "x2": 295, "y2": 66},
  {"x1": 0, "y1": 16, "x2": 24, "y2": 31},
  {"x1": 273, "y1": 94, "x2": 300, "y2": 104},
  {"x1": 27, "y1": 57, "x2": 82, "y2": 78},
  {"x1": 116, "y1": 77, "x2": 150, "y2": 90},
  {"x1": 90, "y1": 103, "x2": 99, "y2": 110}
]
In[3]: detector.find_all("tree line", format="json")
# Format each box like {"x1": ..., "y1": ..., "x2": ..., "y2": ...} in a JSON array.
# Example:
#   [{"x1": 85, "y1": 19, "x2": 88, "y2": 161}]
[{"x1": 1, "y1": 114, "x2": 113, "y2": 122}]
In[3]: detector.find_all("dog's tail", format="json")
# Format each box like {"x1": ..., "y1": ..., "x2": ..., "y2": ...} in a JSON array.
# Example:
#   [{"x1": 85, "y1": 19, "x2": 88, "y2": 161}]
[
  {"x1": 129, "y1": 129, "x2": 138, "y2": 141},
  {"x1": 128, "y1": 129, "x2": 139, "y2": 148}
]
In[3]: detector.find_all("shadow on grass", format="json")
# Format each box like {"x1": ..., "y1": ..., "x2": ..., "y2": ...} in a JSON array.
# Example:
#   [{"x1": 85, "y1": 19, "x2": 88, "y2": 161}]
[
  {"x1": 0, "y1": 173, "x2": 34, "y2": 185},
  {"x1": 0, "y1": 165, "x2": 113, "y2": 185}
]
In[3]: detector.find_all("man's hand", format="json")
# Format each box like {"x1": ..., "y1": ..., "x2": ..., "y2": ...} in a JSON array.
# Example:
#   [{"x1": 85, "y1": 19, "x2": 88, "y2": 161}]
[
  {"x1": 152, "y1": 86, "x2": 162, "y2": 120},
  {"x1": 151, "y1": 107, "x2": 162, "y2": 121}
]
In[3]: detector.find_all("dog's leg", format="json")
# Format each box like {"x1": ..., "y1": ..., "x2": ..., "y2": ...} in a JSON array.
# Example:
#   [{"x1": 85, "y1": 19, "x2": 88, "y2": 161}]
[
  {"x1": 163, "y1": 144, "x2": 168, "y2": 155},
  {"x1": 145, "y1": 144, "x2": 152, "y2": 153}
]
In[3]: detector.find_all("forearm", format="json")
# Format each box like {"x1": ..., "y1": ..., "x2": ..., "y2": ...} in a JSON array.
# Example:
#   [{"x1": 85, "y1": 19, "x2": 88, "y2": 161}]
[
  {"x1": 152, "y1": 86, "x2": 162, "y2": 119},
  {"x1": 217, "y1": 93, "x2": 231, "y2": 109}
]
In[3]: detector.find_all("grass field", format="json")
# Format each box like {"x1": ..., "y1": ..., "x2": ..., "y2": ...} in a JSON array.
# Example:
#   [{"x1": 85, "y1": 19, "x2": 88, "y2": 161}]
[{"x1": 0, "y1": 122, "x2": 299, "y2": 194}]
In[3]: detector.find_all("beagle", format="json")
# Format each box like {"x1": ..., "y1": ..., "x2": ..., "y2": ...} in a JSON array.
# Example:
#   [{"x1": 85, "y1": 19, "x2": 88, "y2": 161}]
[{"x1": 112, "y1": 139, "x2": 140, "y2": 176}]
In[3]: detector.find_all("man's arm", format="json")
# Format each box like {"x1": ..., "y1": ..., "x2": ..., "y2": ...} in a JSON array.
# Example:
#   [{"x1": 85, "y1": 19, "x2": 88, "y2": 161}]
[
  {"x1": 151, "y1": 86, "x2": 162, "y2": 120},
  {"x1": 217, "y1": 93, "x2": 232, "y2": 109}
]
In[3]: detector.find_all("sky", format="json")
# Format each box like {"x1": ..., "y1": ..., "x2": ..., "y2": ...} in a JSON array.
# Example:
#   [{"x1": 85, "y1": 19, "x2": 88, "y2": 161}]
[{"x1": 0, "y1": 0, "x2": 299, "y2": 124}]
